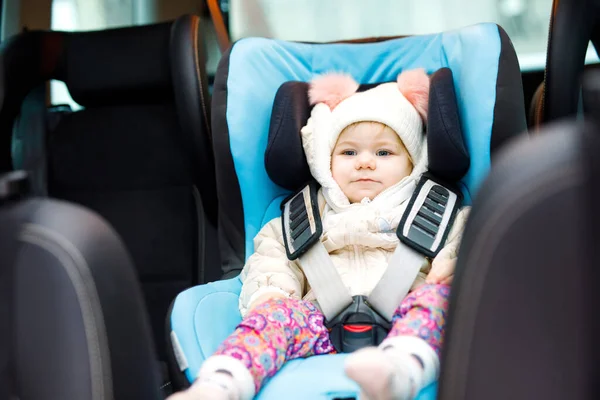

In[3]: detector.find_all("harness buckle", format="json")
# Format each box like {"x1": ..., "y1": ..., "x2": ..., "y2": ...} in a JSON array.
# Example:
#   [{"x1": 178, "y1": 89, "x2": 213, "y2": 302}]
[{"x1": 326, "y1": 296, "x2": 390, "y2": 353}]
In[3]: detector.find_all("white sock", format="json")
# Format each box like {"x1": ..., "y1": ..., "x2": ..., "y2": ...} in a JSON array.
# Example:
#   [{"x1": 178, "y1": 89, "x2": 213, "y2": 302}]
[
  {"x1": 344, "y1": 336, "x2": 439, "y2": 400},
  {"x1": 167, "y1": 371, "x2": 239, "y2": 400},
  {"x1": 380, "y1": 336, "x2": 440, "y2": 390},
  {"x1": 345, "y1": 346, "x2": 414, "y2": 400},
  {"x1": 167, "y1": 355, "x2": 256, "y2": 400}
]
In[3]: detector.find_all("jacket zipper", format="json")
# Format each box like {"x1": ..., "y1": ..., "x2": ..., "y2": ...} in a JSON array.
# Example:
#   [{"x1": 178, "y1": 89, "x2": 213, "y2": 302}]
[{"x1": 353, "y1": 245, "x2": 362, "y2": 294}]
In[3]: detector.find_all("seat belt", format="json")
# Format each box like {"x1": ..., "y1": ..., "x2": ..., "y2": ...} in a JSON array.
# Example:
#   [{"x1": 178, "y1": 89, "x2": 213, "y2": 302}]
[
  {"x1": 206, "y1": 0, "x2": 231, "y2": 53},
  {"x1": 282, "y1": 175, "x2": 460, "y2": 322}
]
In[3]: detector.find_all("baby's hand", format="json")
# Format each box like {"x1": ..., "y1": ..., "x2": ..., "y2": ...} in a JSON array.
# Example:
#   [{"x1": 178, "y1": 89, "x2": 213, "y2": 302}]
[
  {"x1": 426, "y1": 207, "x2": 470, "y2": 285},
  {"x1": 426, "y1": 241, "x2": 458, "y2": 285}
]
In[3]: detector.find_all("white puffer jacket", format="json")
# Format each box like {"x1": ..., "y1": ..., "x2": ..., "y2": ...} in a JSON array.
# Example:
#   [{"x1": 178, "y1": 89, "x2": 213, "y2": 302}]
[{"x1": 238, "y1": 181, "x2": 470, "y2": 317}]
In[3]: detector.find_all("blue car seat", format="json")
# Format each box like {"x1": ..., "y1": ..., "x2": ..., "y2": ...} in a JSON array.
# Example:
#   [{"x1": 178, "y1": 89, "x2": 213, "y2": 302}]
[{"x1": 168, "y1": 23, "x2": 526, "y2": 399}]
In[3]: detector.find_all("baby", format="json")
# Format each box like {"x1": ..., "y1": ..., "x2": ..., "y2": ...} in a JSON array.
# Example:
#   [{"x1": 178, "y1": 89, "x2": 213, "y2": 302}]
[{"x1": 169, "y1": 69, "x2": 469, "y2": 400}]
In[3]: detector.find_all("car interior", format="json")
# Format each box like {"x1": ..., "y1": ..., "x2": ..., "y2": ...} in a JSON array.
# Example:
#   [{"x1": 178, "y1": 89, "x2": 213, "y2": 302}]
[{"x1": 1, "y1": 0, "x2": 600, "y2": 399}]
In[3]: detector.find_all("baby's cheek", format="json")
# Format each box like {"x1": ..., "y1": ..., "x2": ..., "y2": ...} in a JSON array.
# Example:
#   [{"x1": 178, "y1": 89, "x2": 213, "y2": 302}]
[{"x1": 340, "y1": 184, "x2": 353, "y2": 197}]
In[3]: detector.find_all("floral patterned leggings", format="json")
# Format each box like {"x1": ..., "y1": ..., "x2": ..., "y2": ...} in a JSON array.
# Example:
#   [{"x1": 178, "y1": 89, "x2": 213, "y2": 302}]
[{"x1": 214, "y1": 284, "x2": 450, "y2": 393}]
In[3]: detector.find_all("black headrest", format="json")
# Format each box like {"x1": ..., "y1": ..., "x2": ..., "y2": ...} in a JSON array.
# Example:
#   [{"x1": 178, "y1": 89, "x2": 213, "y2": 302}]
[
  {"x1": 0, "y1": 21, "x2": 178, "y2": 109},
  {"x1": 427, "y1": 68, "x2": 470, "y2": 181},
  {"x1": 58, "y1": 23, "x2": 173, "y2": 107},
  {"x1": 0, "y1": 15, "x2": 209, "y2": 173},
  {"x1": 265, "y1": 68, "x2": 470, "y2": 191}
]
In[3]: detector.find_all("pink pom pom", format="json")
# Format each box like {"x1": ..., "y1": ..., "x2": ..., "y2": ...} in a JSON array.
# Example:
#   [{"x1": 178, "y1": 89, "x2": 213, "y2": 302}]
[
  {"x1": 308, "y1": 73, "x2": 359, "y2": 109},
  {"x1": 397, "y1": 69, "x2": 430, "y2": 121}
]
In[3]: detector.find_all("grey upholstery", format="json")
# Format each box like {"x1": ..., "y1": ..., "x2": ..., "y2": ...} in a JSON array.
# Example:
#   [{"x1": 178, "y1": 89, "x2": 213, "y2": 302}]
[
  {"x1": 0, "y1": 172, "x2": 162, "y2": 400},
  {"x1": 438, "y1": 120, "x2": 600, "y2": 400},
  {"x1": 1, "y1": 14, "x2": 220, "y2": 362}
]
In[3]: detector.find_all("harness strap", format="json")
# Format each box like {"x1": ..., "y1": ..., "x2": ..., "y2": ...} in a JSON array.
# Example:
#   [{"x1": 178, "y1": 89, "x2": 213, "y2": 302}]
[
  {"x1": 298, "y1": 242, "x2": 353, "y2": 319},
  {"x1": 368, "y1": 175, "x2": 460, "y2": 320},
  {"x1": 281, "y1": 182, "x2": 352, "y2": 319},
  {"x1": 281, "y1": 175, "x2": 461, "y2": 323},
  {"x1": 367, "y1": 244, "x2": 428, "y2": 321}
]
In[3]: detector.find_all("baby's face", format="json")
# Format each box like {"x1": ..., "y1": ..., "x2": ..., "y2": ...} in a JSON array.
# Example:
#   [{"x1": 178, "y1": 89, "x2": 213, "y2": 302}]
[{"x1": 331, "y1": 122, "x2": 413, "y2": 203}]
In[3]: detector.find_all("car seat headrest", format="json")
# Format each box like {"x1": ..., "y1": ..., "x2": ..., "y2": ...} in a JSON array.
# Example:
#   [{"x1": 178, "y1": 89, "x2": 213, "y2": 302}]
[
  {"x1": 0, "y1": 22, "x2": 179, "y2": 110},
  {"x1": 57, "y1": 23, "x2": 173, "y2": 107},
  {"x1": 265, "y1": 67, "x2": 469, "y2": 190},
  {"x1": 427, "y1": 68, "x2": 470, "y2": 181},
  {"x1": 0, "y1": 15, "x2": 210, "y2": 173}
]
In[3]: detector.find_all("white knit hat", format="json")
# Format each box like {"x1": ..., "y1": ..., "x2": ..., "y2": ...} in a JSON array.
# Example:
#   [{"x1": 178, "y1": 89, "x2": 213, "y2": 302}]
[{"x1": 300, "y1": 69, "x2": 430, "y2": 207}]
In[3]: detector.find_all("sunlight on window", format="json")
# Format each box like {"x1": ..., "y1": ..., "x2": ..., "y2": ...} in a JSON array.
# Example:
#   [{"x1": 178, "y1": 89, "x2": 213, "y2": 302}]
[
  {"x1": 50, "y1": 0, "x2": 79, "y2": 109},
  {"x1": 229, "y1": 0, "x2": 599, "y2": 71}
]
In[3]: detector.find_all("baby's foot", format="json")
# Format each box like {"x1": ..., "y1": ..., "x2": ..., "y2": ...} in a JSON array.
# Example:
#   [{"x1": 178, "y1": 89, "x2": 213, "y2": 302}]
[
  {"x1": 344, "y1": 347, "x2": 417, "y2": 400},
  {"x1": 167, "y1": 371, "x2": 240, "y2": 400},
  {"x1": 344, "y1": 336, "x2": 439, "y2": 400},
  {"x1": 179, "y1": 355, "x2": 256, "y2": 400}
]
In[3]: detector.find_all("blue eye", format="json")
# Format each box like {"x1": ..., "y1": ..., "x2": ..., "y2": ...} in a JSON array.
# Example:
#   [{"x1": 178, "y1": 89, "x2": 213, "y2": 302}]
[
  {"x1": 342, "y1": 150, "x2": 356, "y2": 156},
  {"x1": 377, "y1": 150, "x2": 391, "y2": 156}
]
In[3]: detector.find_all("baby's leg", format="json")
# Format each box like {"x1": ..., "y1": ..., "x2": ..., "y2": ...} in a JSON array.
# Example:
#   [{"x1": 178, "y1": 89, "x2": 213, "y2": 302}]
[
  {"x1": 172, "y1": 297, "x2": 334, "y2": 400},
  {"x1": 387, "y1": 283, "x2": 450, "y2": 356},
  {"x1": 345, "y1": 284, "x2": 450, "y2": 400},
  {"x1": 213, "y1": 297, "x2": 335, "y2": 390}
]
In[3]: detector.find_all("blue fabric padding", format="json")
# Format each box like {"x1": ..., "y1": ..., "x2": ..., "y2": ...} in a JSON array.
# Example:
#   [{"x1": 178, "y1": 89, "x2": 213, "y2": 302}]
[
  {"x1": 259, "y1": 354, "x2": 437, "y2": 400},
  {"x1": 170, "y1": 277, "x2": 243, "y2": 383},
  {"x1": 261, "y1": 194, "x2": 289, "y2": 227},
  {"x1": 171, "y1": 278, "x2": 437, "y2": 400},
  {"x1": 226, "y1": 23, "x2": 501, "y2": 257}
]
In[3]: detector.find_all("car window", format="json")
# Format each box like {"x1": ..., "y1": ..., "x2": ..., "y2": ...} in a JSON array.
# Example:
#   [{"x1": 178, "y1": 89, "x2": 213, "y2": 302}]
[{"x1": 228, "y1": 0, "x2": 599, "y2": 71}]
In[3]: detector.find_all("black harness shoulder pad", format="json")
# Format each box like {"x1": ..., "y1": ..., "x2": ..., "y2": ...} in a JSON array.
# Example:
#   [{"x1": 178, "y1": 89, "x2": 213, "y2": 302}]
[
  {"x1": 281, "y1": 181, "x2": 322, "y2": 260},
  {"x1": 397, "y1": 173, "x2": 462, "y2": 258}
]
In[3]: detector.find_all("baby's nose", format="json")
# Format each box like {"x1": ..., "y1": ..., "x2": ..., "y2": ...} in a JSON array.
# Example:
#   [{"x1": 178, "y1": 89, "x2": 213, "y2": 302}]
[{"x1": 356, "y1": 153, "x2": 376, "y2": 169}]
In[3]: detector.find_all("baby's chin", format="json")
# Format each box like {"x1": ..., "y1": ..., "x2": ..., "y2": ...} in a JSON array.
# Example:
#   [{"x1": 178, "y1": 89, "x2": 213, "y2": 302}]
[{"x1": 346, "y1": 188, "x2": 383, "y2": 204}]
